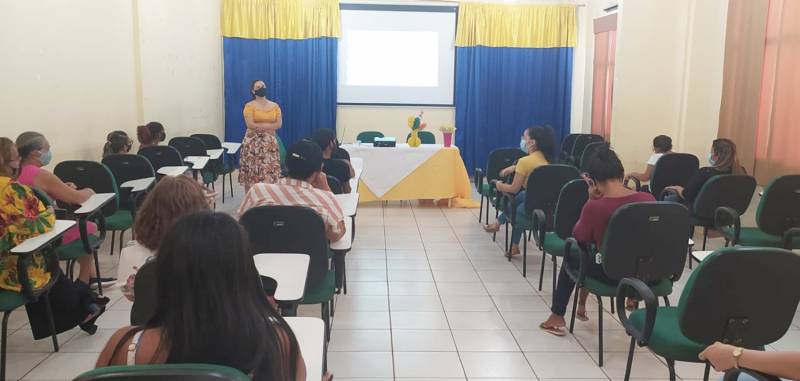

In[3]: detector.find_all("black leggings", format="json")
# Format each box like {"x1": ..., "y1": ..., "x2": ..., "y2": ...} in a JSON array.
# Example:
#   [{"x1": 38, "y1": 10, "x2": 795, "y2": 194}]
[
  {"x1": 25, "y1": 269, "x2": 94, "y2": 339},
  {"x1": 550, "y1": 252, "x2": 615, "y2": 316}
]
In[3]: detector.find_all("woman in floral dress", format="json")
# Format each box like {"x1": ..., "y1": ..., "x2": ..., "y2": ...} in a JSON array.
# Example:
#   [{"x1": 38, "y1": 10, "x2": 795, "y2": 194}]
[{"x1": 239, "y1": 80, "x2": 283, "y2": 191}]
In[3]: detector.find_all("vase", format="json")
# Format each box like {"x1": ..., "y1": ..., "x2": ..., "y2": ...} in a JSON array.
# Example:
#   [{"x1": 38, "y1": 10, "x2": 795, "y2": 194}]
[
  {"x1": 443, "y1": 132, "x2": 453, "y2": 147},
  {"x1": 408, "y1": 130, "x2": 422, "y2": 147}
]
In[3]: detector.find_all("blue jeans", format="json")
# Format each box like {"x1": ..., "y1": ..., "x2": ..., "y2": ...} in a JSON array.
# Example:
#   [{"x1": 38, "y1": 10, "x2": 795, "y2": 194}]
[{"x1": 497, "y1": 191, "x2": 526, "y2": 246}]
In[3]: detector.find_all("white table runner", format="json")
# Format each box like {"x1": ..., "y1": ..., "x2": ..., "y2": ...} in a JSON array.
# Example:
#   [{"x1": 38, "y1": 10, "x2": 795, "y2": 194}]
[{"x1": 341, "y1": 143, "x2": 442, "y2": 197}]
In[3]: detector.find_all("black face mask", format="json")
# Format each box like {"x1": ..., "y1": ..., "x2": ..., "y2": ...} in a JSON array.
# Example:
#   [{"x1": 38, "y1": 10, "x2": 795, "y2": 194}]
[{"x1": 254, "y1": 88, "x2": 267, "y2": 97}]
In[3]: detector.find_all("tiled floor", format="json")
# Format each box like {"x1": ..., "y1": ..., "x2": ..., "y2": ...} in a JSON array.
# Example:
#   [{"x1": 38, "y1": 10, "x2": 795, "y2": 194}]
[{"x1": 5, "y1": 180, "x2": 799, "y2": 380}]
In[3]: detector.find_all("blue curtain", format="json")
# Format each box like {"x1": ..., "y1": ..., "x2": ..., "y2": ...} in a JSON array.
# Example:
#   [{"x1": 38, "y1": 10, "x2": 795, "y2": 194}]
[
  {"x1": 455, "y1": 46, "x2": 573, "y2": 172},
  {"x1": 223, "y1": 37, "x2": 338, "y2": 147}
]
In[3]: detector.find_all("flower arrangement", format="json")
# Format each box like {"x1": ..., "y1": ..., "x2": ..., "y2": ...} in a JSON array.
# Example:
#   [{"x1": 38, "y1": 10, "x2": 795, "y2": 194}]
[
  {"x1": 407, "y1": 111, "x2": 427, "y2": 147},
  {"x1": 440, "y1": 123, "x2": 456, "y2": 147},
  {"x1": 439, "y1": 124, "x2": 456, "y2": 133}
]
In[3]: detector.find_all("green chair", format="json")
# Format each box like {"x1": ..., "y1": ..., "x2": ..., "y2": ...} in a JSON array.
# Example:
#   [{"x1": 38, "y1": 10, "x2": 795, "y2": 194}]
[
  {"x1": 627, "y1": 153, "x2": 699, "y2": 200},
  {"x1": 532, "y1": 179, "x2": 588, "y2": 291},
  {"x1": 356, "y1": 131, "x2": 384, "y2": 144},
  {"x1": 617, "y1": 247, "x2": 800, "y2": 381},
  {"x1": 239, "y1": 206, "x2": 335, "y2": 341},
  {"x1": 474, "y1": 148, "x2": 526, "y2": 225},
  {"x1": 565, "y1": 202, "x2": 689, "y2": 367},
  {"x1": 406, "y1": 131, "x2": 436, "y2": 144},
  {"x1": 73, "y1": 363, "x2": 251, "y2": 381},
  {"x1": 192, "y1": 134, "x2": 236, "y2": 203},
  {"x1": 682, "y1": 175, "x2": 755, "y2": 258},
  {"x1": 53, "y1": 161, "x2": 116, "y2": 293},
  {"x1": 102, "y1": 154, "x2": 156, "y2": 255},
  {"x1": 505, "y1": 165, "x2": 579, "y2": 277},
  {"x1": 716, "y1": 175, "x2": 800, "y2": 250}
]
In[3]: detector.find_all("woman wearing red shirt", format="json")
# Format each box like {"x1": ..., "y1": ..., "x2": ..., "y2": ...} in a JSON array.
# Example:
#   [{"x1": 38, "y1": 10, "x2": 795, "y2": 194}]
[{"x1": 539, "y1": 146, "x2": 655, "y2": 336}]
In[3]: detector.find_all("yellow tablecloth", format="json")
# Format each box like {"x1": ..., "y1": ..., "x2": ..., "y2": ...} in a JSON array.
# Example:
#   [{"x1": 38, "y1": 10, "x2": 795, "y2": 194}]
[{"x1": 356, "y1": 147, "x2": 479, "y2": 208}]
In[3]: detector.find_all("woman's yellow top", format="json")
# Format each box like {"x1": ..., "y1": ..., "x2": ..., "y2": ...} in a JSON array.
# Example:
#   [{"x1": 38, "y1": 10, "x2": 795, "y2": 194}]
[
  {"x1": 0, "y1": 177, "x2": 55, "y2": 292},
  {"x1": 515, "y1": 151, "x2": 549, "y2": 189},
  {"x1": 244, "y1": 103, "x2": 282, "y2": 124}
]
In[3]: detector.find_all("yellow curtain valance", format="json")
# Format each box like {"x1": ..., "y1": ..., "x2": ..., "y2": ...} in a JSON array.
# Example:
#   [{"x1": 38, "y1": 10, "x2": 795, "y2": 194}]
[
  {"x1": 222, "y1": 0, "x2": 340, "y2": 40},
  {"x1": 456, "y1": 3, "x2": 577, "y2": 48}
]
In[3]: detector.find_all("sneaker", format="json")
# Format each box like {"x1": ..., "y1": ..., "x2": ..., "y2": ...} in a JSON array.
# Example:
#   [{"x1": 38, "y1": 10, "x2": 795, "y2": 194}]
[{"x1": 89, "y1": 277, "x2": 117, "y2": 290}]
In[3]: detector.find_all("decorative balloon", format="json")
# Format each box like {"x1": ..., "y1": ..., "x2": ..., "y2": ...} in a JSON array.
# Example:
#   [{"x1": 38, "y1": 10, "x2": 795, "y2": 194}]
[{"x1": 407, "y1": 111, "x2": 426, "y2": 147}]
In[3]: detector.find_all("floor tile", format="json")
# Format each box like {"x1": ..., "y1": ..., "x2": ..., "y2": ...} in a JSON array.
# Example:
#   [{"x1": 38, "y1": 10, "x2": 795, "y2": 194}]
[
  {"x1": 6, "y1": 329, "x2": 80, "y2": 353},
  {"x1": 388, "y1": 282, "x2": 438, "y2": 295},
  {"x1": 437, "y1": 282, "x2": 488, "y2": 296},
  {"x1": 393, "y1": 352, "x2": 465, "y2": 378},
  {"x1": 388, "y1": 269, "x2": 434, "y2": 282},
  {"x1": 328, "y1": 330, "x2": 392, "y2": 351},
  {"x1": 460, "y1": 352, "x2": 535, "y2": 378},
  {"x1": 93, "y1": 310, "x2": 131, "y2": 329},
  {"x1": 345, "y1": 281, "x2": 388, "y2": 295},
  {"x1": 428, "y1": 259, "x2": 474, "y2": 270},
  {"x1": 484, "y1": 282, "x2": 537, "y2": 296},
  {"x1": 21, "y1": 353, "x2": 100, "y2": 380},
  {"x1": 446, "y1": 311, "x2": 508, "y2": 330},
  {"x1": 500, "y1": 311, "x2": 551, "y2": 330},
  {"x1": 433, "y1": 270, "x2": 481, "y2": 282},
  {"x1": 512, "y1": 329, "x2": 585, "y2": 352},
  {"x1": 392, "y1": 329, "x2": 456, "y2": 351},
  {"x1": 391, "y1": 311, "x2": 450, "y2": 329},
  {"x1": 492, "y1": 295, "x2": 550, "y2": 311},
  {"x1": 327, "y1": 352, "x2": 393, "y2": 378},
  {"x1": 334, "y1": 295, "x2": 389, "y2": 311},
  {"x1": 591, "y1": 351, "x2": 669, "y2": 379},
  {"x1": 452, "y1": 330, "x2": 520, "y2": 351},
  {"x1": 525, "y1": 352, "x2": 607, "y2": 379},
  {"x1": 346, "y1": 269, "x2": 387, "y2": 281},
  {"x1": 478, "y1": 270, "x2": 528, "y2": 283},
  {"x1": 331, "y1": 311, "x2": 390, "y2": 330},
  {"x1": 389, "y1": 295, "x2": 443, "y2": 311},
  {"x1": 60, "y1": 329, "x2": 118, "y2": 353},
  {"x1": 387, "y1": 259, "x2": 430, "y2": 270},
  {"x1": 4, "y1": 353, "x2": 49, "y2": 381},
  {"x1": 440, "y1": 295, "x2": 497, "y2": 311}
]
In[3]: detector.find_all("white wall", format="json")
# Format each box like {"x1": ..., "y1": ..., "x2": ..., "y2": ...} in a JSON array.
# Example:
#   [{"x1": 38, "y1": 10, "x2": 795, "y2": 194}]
[
  {"x1": 608, "y1": 0, "x2": 727, "y2": 172},
  {"x1": 0, "y1": 0, "x2": 224, "y2": 164}
]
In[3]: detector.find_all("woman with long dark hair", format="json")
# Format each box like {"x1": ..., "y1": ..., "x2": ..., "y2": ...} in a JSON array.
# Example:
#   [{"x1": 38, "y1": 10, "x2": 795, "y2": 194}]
[
  {"x1": 239, "y1": 80, "x2": 283, "y2": 192},
  {"x1": 96, "y1": 211, "x2": 307, "y2": 380},
  {"x1": 663, "y1": 138, "x2": 745, "y2": 205}
]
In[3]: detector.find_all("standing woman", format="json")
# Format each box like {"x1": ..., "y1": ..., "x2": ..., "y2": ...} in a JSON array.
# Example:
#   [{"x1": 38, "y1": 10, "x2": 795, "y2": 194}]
[{"x1": 239, "y1": 80, "x2": 282, "y2": 192}]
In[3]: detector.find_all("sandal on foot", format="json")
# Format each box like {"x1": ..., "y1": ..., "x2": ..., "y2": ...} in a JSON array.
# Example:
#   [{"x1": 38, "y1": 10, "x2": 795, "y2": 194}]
[
  {"x1": 539, "y1": 322, "x2": 566, "y2": 336},
  {"x1": 483, "y1": 223, "x2": 500, "y2": 233},
  {"x1": 576, "y1": 311, "x2": 590, "y2": 322}
]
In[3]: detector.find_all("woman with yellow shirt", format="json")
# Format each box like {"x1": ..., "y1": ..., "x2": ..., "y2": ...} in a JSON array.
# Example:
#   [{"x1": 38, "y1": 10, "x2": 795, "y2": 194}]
[
  {"x1": 239, "y1": 80, "x2": 283, "y2": 191},
  {"x1": 484, "y1": 126, "x2": 555, "y2": 256}
]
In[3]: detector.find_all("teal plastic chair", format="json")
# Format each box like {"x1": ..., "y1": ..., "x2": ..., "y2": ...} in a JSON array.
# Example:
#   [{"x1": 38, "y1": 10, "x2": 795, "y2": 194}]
[
  {"x1": 73, "y1": 364, "x2": 251, "y2": 381},
  {"x1": 356, "y1": 131, "x2": 384, "y2": 144},
  {"x1": 618, "y1": 247, "x2": 800, "y2": 381},
  {"x1": 192, "y1": 134, "x2": 236, "y2": 203},
  {"x1": 406, "y1": 131, "x2": 436, "y2": 144}
]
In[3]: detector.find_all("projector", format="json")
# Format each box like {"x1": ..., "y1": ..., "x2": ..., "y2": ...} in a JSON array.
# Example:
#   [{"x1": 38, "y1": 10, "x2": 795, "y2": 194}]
[{"x1": 373, "y1": 137, "x2": 396, "y2": 147}]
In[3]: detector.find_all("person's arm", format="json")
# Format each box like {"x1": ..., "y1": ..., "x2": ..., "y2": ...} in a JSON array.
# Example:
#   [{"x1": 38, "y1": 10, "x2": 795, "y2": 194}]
[
  {"x1": 244, "y1": 106, "x2": 282, "y2": 133},
  {"x1": 496, "y1": 172, "x2": 524, "y2": 194},
  {"x1": 679, "y1": 169, "x2": 710, "y2": 201},
  {"x1": 310, "y1": 172, "x2": 332, "y2": 192},
  {"x1": 36, "y1": 170, "x2": 94, "y2": 205},
  {"x1": 627, "y1": 164, "x2": 656, "y2": 182},
  {"x1": 499, "y1": 165, "x2": 515, "y2": 178},
  {"x1": 699, "y1": 342, "x2": 800, "y2": 379},
  {"x1": 327, "y1": 220, "x2": 346, "y2": 242}
]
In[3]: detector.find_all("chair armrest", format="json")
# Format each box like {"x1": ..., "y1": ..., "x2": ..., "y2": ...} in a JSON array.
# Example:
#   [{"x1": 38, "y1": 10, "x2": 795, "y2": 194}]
[
  {"x1": 723, "y1": 368, "x2": 781, "y2": 381},
  {"x1": 474, "y1": 168, "x2": 484, "y2": 189},
  {"x1": 531, "y1": 209, "x2": 547, "y2": 249},
  {"x1": 714, "y1": 206, "x2": 741, "y2": 245},
  {"x1": 78, "y1": 213, "x2": 106, "y2": 253},
  {"x1": 783, "y1": 228, "x2": 800, "y2": 249},
  {"x1": 616, "y1": 277, "x2": 658, "y2": 346},
  {"x1": 660, "y1": 188, "x2": 679, "y2": 202},
  {"x1": 562, "y1": 237, "x2": 588, "y2": 284}
]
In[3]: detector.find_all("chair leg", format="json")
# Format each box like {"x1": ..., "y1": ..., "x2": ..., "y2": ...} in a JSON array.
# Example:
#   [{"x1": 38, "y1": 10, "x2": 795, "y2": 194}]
[
  {"x1": 222, "y1": 174, "x2": 226, "y2": 204},
  {"x1": 702, "y1": 226, "x2": 708, "y2": 250},
  {"x1": 703, "y1": 362, "x2": 711, "y2": 381},
  {"x1": 569, "y1": 285, "x2": 579, "y2": 333},
  {"x1": 108, "y1": 231, "x2": 116, "y2": 256},
  {"x1": 522, "y1": 235, "x2": 527, "y2": 277},
  {"x1": 538, "y1": 253, "x2": 546, "y2": 291},
  {"x1": 610, "y1": 297, "x2": 615, "y2": 314},
  {"x1": 119, "y1": 230, "x2": 126, "y2": 254},
  {"x1": 667, "y1": 359, "x2": 677, "y2": 381},
  {"x1": 624, "y1": 337, "x2": 635, "y2": 381},
  {"x1": 92, "y1": 251, "x2": 103, "y2": 296},
  {"x1": 478, "y1": 196, "x2": 484, "y2": 223},
  {"x1": 505, "y1": 224, "x2": 510, "y2": 262},
  {"x1": 42, "y1": 294, "x2": 59, "y2": 352},
  {"x1": 321, "y1": 302, "x2": 331, "y2": 342},
  {"x1": 597, "y1": 295, "x2": 604, "y2": 367},
  {"x1": 1, "y1": 310, "x2": 10, "y2": 381},
  {"x1": 662, "y1": 295, "x2": 670, "y2": 306},
  {"x1": 485, "y1": 197, "x2": 490, "y2": 226}
]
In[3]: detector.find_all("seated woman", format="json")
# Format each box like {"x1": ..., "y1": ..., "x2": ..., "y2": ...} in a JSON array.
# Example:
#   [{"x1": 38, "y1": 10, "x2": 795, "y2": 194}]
[
  {"x1": 96, "y1": 211, "x2": 323, "y2": 380},
  {"x1": 312, "y1": 128, "x2": 355, "y2": 193},
  {"x1": 102, "y1": 130, "x2": 133, "y2": 158},
  {"x1": 663, "y1": 138, "x2": 744, "y2": 205},
  {"x1": 116, "y1": 176, "x2": 209, "y2": 324},
  {"x1": 625, "y1": 134, "x2": 672, "y2": 185},
  {"x1": 14, "y1": 131, "x2": 113, "y2": 289},
  {"x1": 700, "y1": 342, "x2": 800, "y2": 379},
  {"x1": 484, "y1": 126, "x2": 555, "y2": 256},
  {"x1": 136, "y1": 122, "x2": 165, "y2": 148},
  {"x1": 539, "y1": 147, "x2": 655, "y2": 336},
  {"x1": 1, "y1": 138, "x2": 104, "y2": 336}
]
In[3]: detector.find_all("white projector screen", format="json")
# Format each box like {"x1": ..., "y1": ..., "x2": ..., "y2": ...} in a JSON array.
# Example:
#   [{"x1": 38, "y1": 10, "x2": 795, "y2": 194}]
[{"x1": 338, "y1": 4, "x2": 457, "y2": 105}]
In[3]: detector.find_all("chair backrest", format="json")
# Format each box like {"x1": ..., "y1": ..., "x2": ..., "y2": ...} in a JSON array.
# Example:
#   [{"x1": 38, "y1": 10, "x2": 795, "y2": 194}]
[
  {"x1": 524, "y1": 165, "x2": 581, "y2": 224},
  {"x1": 678, "y1": 247, "x2": 800, "y2": 348},
  {"x1": 239, "y1": 205, "x2": 329, "y2": 290},
  {"x1": 169, "y1": 137, "x2": 207, "y2": 158},
  {"x1": 102, "y1": 154, "x2": 156, "y2": 209},
  {"x1": 326, "y1": 175, "x2": 343, "y2": 195},
  {"x1": 560, "y1": 133, "x2": 583, "y2": 158},
  {"x1": 553, "y1": 179, "x2": 589, "y2": 239},
  {"x1": 53, "y1": 160, "x2": 119, "y2": 215},
  {"x1": 756, "y1": 175, "x2": 800, "y2": 236},
  {"x1": 356, "y1": 131, "x2": 384, "y2": 144},
  {"x1": 190, "y1": 134, "x2": 223, "y2": 150},
  {"x1": 649, "y1": 153, "x2": 699, "y2": 199},
  {"x1": 323, "y1": 159, "x2": 351, "y2": 186},
  {"x1": 406, "y1": 131, "x2": 436, "y2": 144},
  {"x1": 601, "y1": 202, "x2": 689, "y2": 282},
  {"x1": 138, "y1": 145, "x2": 183, "y2": 172},
  {"x1": 73, "y1": 363, "x2": 251, "y2": 381},
  {"x1": 579, "y1": 142, "x2": 605, "y2": 170},
  {"x1": 571, "y1": 134, "x2": 604, "y2": 158},
  {"x1": 276, "y1": 134, "x2": 286, "y2": 165},
  {"x1": 691, "y1": 175, "x2": 756, "y2": 220},
  {"x1": 486, "y1": 148, "x2": 527, "y2": 182}
]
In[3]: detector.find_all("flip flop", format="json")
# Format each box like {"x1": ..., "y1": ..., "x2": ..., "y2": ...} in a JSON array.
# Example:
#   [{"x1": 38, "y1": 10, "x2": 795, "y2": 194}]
[
  {"x1": 576, "y1": 311, "x2": 590, "y2": 322},
  {"x1": 539, "y1": 322, "x2": 566, "y2": 336},
  {"x1": 483, "y1": 223, "x2": 500, "y2": 233}
]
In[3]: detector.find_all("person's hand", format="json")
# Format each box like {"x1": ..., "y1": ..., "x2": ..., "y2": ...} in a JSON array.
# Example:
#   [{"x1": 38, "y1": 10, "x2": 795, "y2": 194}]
[
  {"x1": 499, "y1": 167, "x2": 511, "y2": 177},
  {"x1": 699, "y1": 342, "x2": 739, "y2": 371},
  {"x1": 489, "y1": 179, "x2": 499, "y2": 186},
  {"x1": 65, "y1": 182, "x2": 77, "y2": 189}
]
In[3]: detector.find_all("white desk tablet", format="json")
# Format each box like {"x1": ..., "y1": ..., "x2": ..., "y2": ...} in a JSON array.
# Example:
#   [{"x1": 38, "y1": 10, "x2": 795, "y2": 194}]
[
  {"x1": 334, "y1": 193, "x2": 359, "y2": 217},
  {"x1": 184, "y1": 156, "x2": 210, "y2": 170},
  {"x1": 120, "y1": 177, "x2": 155, "y2": 193},
  {"x1": 11, "y1": 220, "x2": 76, "y2": 253},
  {"x1": 221, "y1": 142, "x2": 242, "y2": 154},
  {"x1": 284, "y1": 317, "x2": 325, "y2": 381},
  {"x1": 75, "y1": 193, "x2": 116, "y2": 215},
  {"x1": 330, "y1": 216, "x2": 352, "y2": 251},
  {"x1": 253, "y1": 253, "x2": 310, "y2": 302},
  {"x1": 206, "y1": 149, "x2": 224, "y2": 160},
  {"x1": 157, "y1": 166, "x2": 189, "y2": 177}
]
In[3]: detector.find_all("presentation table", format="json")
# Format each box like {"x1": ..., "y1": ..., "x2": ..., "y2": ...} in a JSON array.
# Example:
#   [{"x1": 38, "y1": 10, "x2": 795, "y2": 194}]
[{"x1": 341, "y1": 143, "x2": 477, "y2": 207}]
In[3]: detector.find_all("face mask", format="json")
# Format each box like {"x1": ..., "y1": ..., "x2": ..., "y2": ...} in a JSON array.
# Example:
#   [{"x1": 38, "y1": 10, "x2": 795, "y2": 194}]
[
  {"x1": 254, "y1": 88, "x2": 267, "y2": 97},
  {"x1": 39, "y1": 150, "x2": 52, "y2": 166},
  {"x1": 520, "y1": 139, "x2": 528, "y2": 152},
  {"x1": 707, "y1": 153, "x2": 716, "y2": 166}
]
